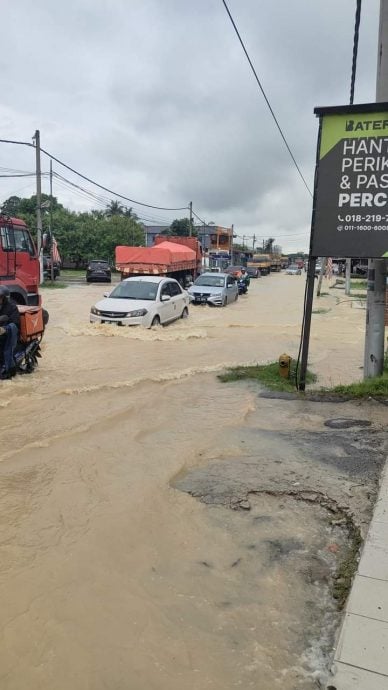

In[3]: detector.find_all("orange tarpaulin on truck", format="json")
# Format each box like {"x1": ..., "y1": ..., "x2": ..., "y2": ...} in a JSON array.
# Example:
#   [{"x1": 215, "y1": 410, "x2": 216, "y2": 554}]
[{"x1": 116, "y1": 241, "x2": 196, "y2": 266}]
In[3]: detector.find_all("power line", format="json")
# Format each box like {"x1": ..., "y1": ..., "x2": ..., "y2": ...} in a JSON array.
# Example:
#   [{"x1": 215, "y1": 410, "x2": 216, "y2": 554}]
[
  {"x1": 0, "y1": 137, "x2": 189, "y2": 212},
  {"x1": 220, "y1": 0, "x2": 312, "y2": 197}
]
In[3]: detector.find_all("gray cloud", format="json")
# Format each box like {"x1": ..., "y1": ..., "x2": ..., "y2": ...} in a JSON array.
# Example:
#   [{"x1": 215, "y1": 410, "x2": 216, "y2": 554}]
[{"x1": 0, "y1": 0, "x2": 380, "y2": 250}]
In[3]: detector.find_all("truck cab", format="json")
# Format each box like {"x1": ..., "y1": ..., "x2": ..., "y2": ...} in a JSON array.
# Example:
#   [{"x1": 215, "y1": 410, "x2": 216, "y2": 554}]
[{"x1": 0, "y1": 216, "x2": 40, "y2": 305}]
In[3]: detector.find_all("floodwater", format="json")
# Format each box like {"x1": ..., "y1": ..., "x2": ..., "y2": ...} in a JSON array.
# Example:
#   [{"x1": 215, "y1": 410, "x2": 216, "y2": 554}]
[{"x1": 0, "y1": 275, "x2": 372, "y2": 689}]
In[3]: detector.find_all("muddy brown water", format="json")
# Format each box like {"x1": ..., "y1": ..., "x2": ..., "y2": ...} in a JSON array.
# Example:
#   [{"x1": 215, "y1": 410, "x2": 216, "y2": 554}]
[{"x1": 0, "y1": 275, "x2": 381, "y2": 689}]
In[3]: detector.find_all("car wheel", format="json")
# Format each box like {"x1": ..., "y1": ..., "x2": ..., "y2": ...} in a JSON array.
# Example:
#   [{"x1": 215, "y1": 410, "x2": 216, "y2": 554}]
[
  {"x1": 151, "y1": 315, "x2": 161, "y2": 328},
  {"x1": 222, "y1": 296, "x2": 227, "y2": 307},
  {"x1": 181, "y1": 307, "x2": 189, "y2": 319}
]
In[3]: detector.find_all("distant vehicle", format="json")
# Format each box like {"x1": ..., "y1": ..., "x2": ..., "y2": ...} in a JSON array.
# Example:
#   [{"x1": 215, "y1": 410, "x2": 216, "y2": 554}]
[
  {"x1": 43, "y1": 255, "x2": 60, "y2": 281},
  {"x1": 246, "y1": 266, "x2": 260, "y2": 278},
  {"x1": 187, "y1": 272, "x2": 238, "y2": 306},
  {"x1": 315, "y1": 262, "x2": 323, "y2": 275},
  {"x1": 90, "y1": 276, "x2": 189, "y2": 328},
  {"x1": 285, "y1": 264, "x2": 302, "y2": 275},
  {"x1": 86, "y1": 260, "x2": 111, "y2": 283},
  {"x1": 247, "y1": 254, "x2": 271, "y2": 276},
  {"x1": 225, "y1": 265, "x2": 244, "y2": 278},
  {"x1": 115, "y1": 236, "x2": 202, "y2": 286}
]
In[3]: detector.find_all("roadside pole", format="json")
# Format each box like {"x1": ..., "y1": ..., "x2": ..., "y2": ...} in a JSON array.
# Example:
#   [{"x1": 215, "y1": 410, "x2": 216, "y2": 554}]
[
  {"x1": 189, "y1": 201, "x2": 193, "y2": 237},
  {"x1": 33, "y1": 129, "x2": 43, "y2": 284},
  {"x1": 316, "y1": 257, "x2": 327, "y2": 297},
  {"x1": 364, "y1": 0, "x2": 388, "y2": 378},
  {"x1": 231, "y1": 224, "x2": 234, "y2": 264},
  {"x1": 299, "y1": 257, "x2": 317, "y2": 391},
  {"x1": 345, "y1": 258, "x2": 351, "y2": 295}
]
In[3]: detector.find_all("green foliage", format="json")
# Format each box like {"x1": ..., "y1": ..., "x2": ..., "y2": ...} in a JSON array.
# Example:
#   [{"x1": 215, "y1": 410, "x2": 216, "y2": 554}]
[
  {"x1": 164, "y1": 218, "x2": 197, "y2": 237},
  {"x1": 0, "y1": 194, "x2": 145, "y2": 267}
]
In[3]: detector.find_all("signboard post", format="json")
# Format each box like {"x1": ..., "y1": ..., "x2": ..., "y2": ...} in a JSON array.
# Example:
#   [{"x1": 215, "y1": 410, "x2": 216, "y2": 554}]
[{"x1": 298, "y1": 102, "x2": 388, "y2": 390}]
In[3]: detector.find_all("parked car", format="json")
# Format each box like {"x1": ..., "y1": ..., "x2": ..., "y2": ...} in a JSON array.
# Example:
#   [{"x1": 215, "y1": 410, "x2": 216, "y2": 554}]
[
  {"x1": 246, "y1": 266, "x2": 260, "y2": 278},
  {"x1": 225, "y1": 265, "x2": 244, "y2": 278},
  {"x1": 187, "y1": 272, "x2": 238, "y2": 306},
  {"x1": 86, "y1": 260, "x2": 111, "y2": 283},
  {"x1": 90, "y1": 276, "x2": 189, "y2": 328},
  {"x1": 43, "y1": 255, "x2": 61, "y2": 280},
  {"x1": 285, "y1": 264, "x2": 302, "y2": 275}
]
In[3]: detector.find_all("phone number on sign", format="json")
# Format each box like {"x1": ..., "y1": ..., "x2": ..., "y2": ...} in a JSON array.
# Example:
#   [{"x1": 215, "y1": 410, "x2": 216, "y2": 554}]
[{"x1": 337, "y1": 225, "x2": 388, "y2": 232}]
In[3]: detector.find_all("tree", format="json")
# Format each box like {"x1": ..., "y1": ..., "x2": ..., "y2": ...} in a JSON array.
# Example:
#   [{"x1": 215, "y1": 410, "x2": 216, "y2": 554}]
[
  {"x1": 105, "y1": 200, "x2": 125, "y2": 217},
  {"x1": 0, "y1": 193, "x2": 146, "y2": 268},
  {"x1": 168, "y1": 218, "x2": 197, "y2": 237},
  {"x1": 263, "y1": 237, "x2": 275, "y2": 253}
]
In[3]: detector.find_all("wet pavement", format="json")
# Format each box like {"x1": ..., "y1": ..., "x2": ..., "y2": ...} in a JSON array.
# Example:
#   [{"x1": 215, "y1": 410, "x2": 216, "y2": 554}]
[{"x1": 0, "y1": 274, "x2": 385, "y2": 689}]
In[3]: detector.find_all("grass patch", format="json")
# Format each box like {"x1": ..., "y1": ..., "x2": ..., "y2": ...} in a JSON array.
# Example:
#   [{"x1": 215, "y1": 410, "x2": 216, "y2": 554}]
[
  {"x1": 317, "y1": 291, "x2": 329, "y2": 296},
  {"x1": 350, "y1": 292, "x2": 367, "y2": 299},
  {"x1": 312, "y1": 308, "x2": 330, "y2": 314},
  {"x1": 218, "y1": 361, "x2": 316, "y2": 392},
  {"x1": 320, "y1": 352, "x2": 388, "y2": 399},
  {"x1": 41, "y1": 281, "x2": 67, "y2": 289},
  {"x1": 350, "y1": 279, "x2": 367, "y2": 289},
  {"x1": 60, "y1": 269, "x2": 85, "y2": 277}
]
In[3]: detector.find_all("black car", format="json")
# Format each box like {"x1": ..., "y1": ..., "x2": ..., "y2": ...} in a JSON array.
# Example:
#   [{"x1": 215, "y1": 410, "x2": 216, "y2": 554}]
[
  {"x1": 86, "y1": 260, "x2": 111, "y2": 283},
  {"x1": 246, "y1": 266, "x2": 260, "y2": 278}
]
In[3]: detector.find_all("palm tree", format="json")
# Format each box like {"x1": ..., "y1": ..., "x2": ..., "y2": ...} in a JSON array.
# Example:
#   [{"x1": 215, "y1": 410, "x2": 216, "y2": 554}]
[{"x1": 105, "y1": 200, "x2": 125, "y2": 217}]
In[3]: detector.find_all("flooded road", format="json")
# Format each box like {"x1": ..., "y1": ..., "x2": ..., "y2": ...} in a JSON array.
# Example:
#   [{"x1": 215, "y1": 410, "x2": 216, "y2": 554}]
[{"x1": 0, "y1": 274, "x2": 382, "y2": 689}]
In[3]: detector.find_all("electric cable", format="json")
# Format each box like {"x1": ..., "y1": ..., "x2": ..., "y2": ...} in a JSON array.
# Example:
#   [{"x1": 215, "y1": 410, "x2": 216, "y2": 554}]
[
  {"x1": 220, "y1": 0, "x2": 312, "y2": 198},
  {"x1": 350, "y1": 0, "x2": 362, "y2": 105},
  {"x1": 0, "y1": 137, "x2": 189, "y2": 212}
]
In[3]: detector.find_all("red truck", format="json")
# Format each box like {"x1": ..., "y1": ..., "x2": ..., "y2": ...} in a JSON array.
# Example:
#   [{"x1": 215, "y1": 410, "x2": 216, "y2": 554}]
[
  {"x1": 115, "y1": 236, "x2": 202, "y2": 286},
  {"x1": 0, "y1": 215, "x2": 41, "y2": 305}
]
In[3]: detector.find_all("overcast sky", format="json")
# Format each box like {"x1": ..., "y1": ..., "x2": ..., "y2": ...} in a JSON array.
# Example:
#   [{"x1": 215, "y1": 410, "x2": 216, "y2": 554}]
[{"x1": 0, "y1": 0, "x2": 381, "y2": 251}]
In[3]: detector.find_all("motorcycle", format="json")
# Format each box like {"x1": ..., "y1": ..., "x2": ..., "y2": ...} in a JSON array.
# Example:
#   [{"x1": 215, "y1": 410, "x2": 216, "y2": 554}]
[
  {"x1": 0, "y1": 307, "x2": 48, "y2": 378},
  {"x1": 237, "y1": 278, "x2": 249, "y2": 295}
]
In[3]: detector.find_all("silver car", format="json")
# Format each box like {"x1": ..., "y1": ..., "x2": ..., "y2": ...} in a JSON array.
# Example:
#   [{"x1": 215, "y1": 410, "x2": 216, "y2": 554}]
[{"x1": 187, "y1": 272, "x2": 238, "y2": 306}]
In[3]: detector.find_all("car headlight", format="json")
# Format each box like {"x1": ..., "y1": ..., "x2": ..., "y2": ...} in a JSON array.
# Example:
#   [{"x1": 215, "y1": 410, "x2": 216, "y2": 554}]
[
  {"x1": 213, "y1": 293, "x2": 223, "y2": 298},
  {"x1": 91, "y1": 307, "x2": 101, "y2": 315},
  {"x1": 128, "y1": 309, "x2": 148, "y2": 317}
]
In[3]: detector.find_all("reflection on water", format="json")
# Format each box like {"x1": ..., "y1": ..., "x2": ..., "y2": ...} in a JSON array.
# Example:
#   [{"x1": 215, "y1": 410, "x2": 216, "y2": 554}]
[{"x1": 0, "y1": 276, "x2": 368, "y2": 689}]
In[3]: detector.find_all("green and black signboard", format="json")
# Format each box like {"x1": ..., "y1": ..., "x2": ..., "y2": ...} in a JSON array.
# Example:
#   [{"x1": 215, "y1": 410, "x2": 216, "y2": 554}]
[{"x1": 312, "y1": 102, "x2": 388, "y2": 258}]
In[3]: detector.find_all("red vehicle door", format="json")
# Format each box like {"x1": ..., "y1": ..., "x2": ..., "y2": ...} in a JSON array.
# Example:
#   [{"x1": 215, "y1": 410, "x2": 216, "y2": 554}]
[
  {"x1": 11, "y1": 222, "x2": 39, "y2": 293},
  {"x1": 0, "y1": 222, "x2": 16, "y2": 279}
]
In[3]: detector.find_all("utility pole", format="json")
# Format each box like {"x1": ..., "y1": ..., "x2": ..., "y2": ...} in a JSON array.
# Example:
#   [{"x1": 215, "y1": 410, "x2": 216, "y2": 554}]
[
  {"x1": 252, "y1": 234, "x2": 256, "y2": 251},
  {"x1": 316, "y1": 257, "x2": 327, "y2": 297},
  {"x1": 33, "y1": 129, "x2": 43, "y2": 283},
  {"x1": 242, "y1": 235, "x2": 245, "y2": 250},
  {"x1": 231, "y1": 224, "x2": 234, "y2": 265},
  {"x1": 345, "y1": 258, "x2": 351, "y2": 296},
  {"x1": 364, "y1": 0, "x2": 388, "y2": 378},
  {"x1": 49, "y1": 159, "x2": 54, "y2": 282},
  {"x1": 189, "y1": 201, "x2": 193, "y2": 237}
]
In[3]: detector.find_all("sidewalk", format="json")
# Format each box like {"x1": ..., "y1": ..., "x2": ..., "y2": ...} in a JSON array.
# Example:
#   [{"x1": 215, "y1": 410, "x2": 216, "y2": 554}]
[{"x1": 329, "y1": 462, "x2": 388, "y2": 689}]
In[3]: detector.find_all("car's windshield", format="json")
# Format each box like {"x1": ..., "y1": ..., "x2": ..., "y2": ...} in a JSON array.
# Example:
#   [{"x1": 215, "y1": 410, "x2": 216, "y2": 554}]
[
  {"x1": 194, "y1": 275, "x2": 226, "y2": 288},
  {"x1": 109, "y1": 281, "x2": 159, "y2": 300}
]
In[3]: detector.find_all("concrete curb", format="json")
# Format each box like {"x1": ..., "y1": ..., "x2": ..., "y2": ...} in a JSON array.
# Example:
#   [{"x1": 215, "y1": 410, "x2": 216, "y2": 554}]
[{"x1": 328, "y1": 460, "x2": 388, "y2": 689}]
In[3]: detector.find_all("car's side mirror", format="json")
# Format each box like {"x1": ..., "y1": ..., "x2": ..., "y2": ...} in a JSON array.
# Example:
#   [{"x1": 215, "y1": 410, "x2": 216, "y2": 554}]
[{"x1": 161, "y1": 294, "x2": 170, "y2": 302}]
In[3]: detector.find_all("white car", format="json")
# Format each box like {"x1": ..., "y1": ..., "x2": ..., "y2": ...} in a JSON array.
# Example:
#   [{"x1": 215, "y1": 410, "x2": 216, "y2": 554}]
[{"x1": 90, "y1": 276, "x2": 189, "y2": 328}]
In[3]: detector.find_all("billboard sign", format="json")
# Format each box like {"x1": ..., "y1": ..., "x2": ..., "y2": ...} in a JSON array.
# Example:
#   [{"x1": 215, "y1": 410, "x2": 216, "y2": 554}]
[{"x1": 312, "y1": 103, "x2": 388, "y2": 258}]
